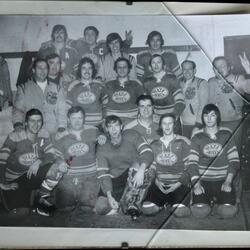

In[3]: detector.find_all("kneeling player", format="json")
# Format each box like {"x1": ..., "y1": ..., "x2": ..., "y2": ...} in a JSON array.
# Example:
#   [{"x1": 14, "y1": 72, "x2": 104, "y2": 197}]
[
  {"x1": 191, "y1": 104, "x2": 240, "y2": 219},
  {"x1": 142, "y1": 113, "x2": 198, "y2": 217},
  {"x1": 95, "y1": 115, "x2": 154, "y2": 218}
]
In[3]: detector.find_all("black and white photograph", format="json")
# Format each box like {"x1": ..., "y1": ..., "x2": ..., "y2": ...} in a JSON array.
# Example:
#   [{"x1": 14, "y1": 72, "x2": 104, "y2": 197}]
[{"x1": 1, "y1": 1, "x2": 250, "y2": 248}]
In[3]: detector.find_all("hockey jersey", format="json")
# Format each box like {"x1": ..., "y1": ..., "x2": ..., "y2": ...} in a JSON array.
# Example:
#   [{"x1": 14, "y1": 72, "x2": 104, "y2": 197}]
[
  {"x1": 190, "y1": 128, "x2": 240, "y2": 182},
  {"x1": 144, "y1": 73, "x2": 185, "y2": 117},
  {"x1": 151, "y1": 136, "x2": 198, "y2": 192},
  {"x1": 180, "y1": 76, "x2": 208, "y2": 125},
  {"x1": 66, "y1": 80, "x2": 108, "y2": 126},
  {"x1": 136, "y1": 48, "x2": 183, "y2": 82},
  {"x1": 104, "y1": 79, "x2": 144, "y2": 119},
  {"x1": 0, "y1": 129, "x2": 55, "y2": 183},
  {"x1": 96, "y1": 129, "x2": 154, "y2": 195},
  {"x1": 54, "y1": 126, "x2": 100, "y2": 176}
]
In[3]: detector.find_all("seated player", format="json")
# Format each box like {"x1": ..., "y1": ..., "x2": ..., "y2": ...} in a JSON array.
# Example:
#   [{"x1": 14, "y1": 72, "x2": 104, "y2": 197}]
[
  {"x1": 124, "y1": 94, "x2": 160, "y2": 144},
  {"x1": 0, "y1": 109, "x2": 56, "y2": 215},
  {"x1": 142, "y1": 113, "x2": 198, "y2": 217},
  {"x1": 95, "y1": 115, "x2": 154, "y2": 217},
  {"x1": 136, "y1": 30, "x2": 182, "y2": 82},
  {"x1": 144, "y1": 54, "x2": 185, "y2": 126},
  {"x1": 66, "y1": 57, "x2": 107, "y2": 127},
  {"x1": 51, "y1": 106, "x2": 103, "y2": 213},
  {"x1": 191, "y1": 104, "x2": 240, "y2": 219},
  {"x1": 97, "y1": 32, "x2": 137, "y2": 82},
  {"x1": 104, "y1": 57, "x2": 144, "y2": 125}
]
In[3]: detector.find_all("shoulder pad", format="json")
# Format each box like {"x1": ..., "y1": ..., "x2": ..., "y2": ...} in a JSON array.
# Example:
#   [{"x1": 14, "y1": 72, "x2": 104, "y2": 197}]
[
  {"x1": 208, "y1": 77, "x2": 216, "y2": 83},
  {"x1": 137, "y1": 49, "x2": 150, "y2": 56},
  {"x1": 132, "y1": 79, "x2": 143, "y2": 86},
  {"x1": 92, "y1": 79, "x2": 104, "y2": 87},
  {"x1": 55, "y1": 129, "x2": 70, "y2": 141},
  {"x1": 40, "y1": 40, "x2": 53, "y2": 49},
  {"x1": 191, "y1": 128, "x2": 204, "y2": 139},
  {"x1": 68, "y1": 80, "x2": 80, "y2": 92},
  {"x1": 163, "y1": 48, "x2": 177, "y2": 55},
  {"x1": 176, "y1": 135, "x2": 191, "y2": 145},
  {"x1": 219, "y1": 126, "x2": 233, "y2": 134},
  {"x1": 84, "y1": 125, "x2": 98, "y2": 131},
  {"x1": 123, "y1": 119, "x2": 138, "y2": 130},
  {"x1": 9, "y1": 130, "x2": 27, "y2": 142}
]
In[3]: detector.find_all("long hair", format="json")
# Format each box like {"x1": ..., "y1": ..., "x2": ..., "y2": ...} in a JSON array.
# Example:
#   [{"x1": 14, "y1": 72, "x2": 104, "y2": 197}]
[{"x1": 201, "y1": 104, "x2": 221, "y2": 126}]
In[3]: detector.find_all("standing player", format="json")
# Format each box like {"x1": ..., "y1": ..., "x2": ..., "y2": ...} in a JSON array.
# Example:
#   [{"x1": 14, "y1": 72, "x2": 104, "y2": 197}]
[
  {"x1": 52, "y1": 106, "x2": 101, "y2": 212},
  {"x1": 124, "y1": 94, "x2": 160, "y2": 144},
  {"x1": 66, "y1": 57, "x2": 107, "y2": 127},
  {"x1": 104, "y1": 57, "x2": 144, "y2": 125},
  {"x1": 191, "y1": 104, "x2": 240, "y2": 219},
  {"x1": 180, "y1": 60, "x2": 209, "y2": 138},
  {"x1": 142, "y1": 113, "x2": 198, "y2": 217},
  {"x1": 144, "y1": 54, "x2": 185, "y2": 122},
  {"x1": 97, "y1": 32, "x2": 137, "y2": 82},
  {"x1": 137, "y1": 30, "x2": 182, "y2": 82},
  {"x1": 95, "y1": 115, "x2": 154, "y2": 216}
]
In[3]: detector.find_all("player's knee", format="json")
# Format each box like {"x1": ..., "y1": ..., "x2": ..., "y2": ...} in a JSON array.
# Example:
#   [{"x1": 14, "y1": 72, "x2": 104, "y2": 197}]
[
  {"x1": 191, "y1": 203, "x2": 211, "y2": 218},
  {"x1": 141, "y1": 201, "x2": 161, "y2": 216},
  {"x1": 216, "y1": 204, "x2": 238, "y2": 219},
  {"x1": 172, "y1": 204, "x2": 191, "y2": 218},
  {"x1": 94, "y1": 196, "x2": 111, "y2": 215}
]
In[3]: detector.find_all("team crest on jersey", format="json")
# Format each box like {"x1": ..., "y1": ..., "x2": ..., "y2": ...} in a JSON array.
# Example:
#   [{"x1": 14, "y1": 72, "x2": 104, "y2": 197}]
[
  {"x1": 19, "y1": 153, "x2": 37, "y2": 166},
  {"x1": 156, "y1": 152, "x2": 177, "y2": 166},
  {"x1": 151, "y1": 87, "x2": 169, "y2": 100},
  {"x1": 185, "y1": 87, "x2": 196, "y2": 100},
  {"x1": 68, "y1": 142, "x2": 89, "y2": 156},
  {"x1": 203, "y1": 143, "x2": 222, "y2": 157},
  {"x1": 112, "y1": 91, "x2": 130, "y2": 103},
  {"x1": 77, "y1": 91, "x2": 96, "y2": 104}
]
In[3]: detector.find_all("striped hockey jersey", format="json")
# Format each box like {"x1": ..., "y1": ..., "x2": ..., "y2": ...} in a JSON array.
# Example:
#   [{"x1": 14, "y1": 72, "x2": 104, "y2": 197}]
[
  {"x1": 144, "y1": 73, "x2": 185, "y2": 117},
  {"x1": 0, "y1": 129, "x2": 55, "y2": 183},
  {"x1": 151, "y1": 135, "x2": 198, "y2": 191},
  {"x1": 54, "y1": 126, "x2": 100, "y2": 176},
  {"x1": 96, "y1": 129, "x2": 154, "y2": 195},
  {"x1": 136, "y1": 48, "x2": 183, "y2": 82},
  {"x1": 104, "y1": 79, "x2": 144, "y2": 119},
  {"x1": 66, "y1": 80, "x2": 108, "y2": 126},
  {"x1": 190, "y1": 128, "x2": 240, "y2": 182}
]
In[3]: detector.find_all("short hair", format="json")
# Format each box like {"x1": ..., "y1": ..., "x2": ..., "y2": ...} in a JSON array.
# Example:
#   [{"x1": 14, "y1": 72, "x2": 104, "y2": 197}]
[
  {"x1": 77, "y1": 57, "x2": 97, "y2": 79},
  {"x1": 157, "y1": 113, "x2": 176, "y2": 136},
  {"x1": 136, "y1": 94, "x2": 154, "y2": 106},
  {"x1": 25, "y1": 108, "x2": 43, "y2": 126},
  {"x1": 146, "y1": 31, "x2": 164, "y2": 46},
  {"x1": 51, "y1": 24, "x2": 68, "y2": 42},
  {"x1": 84, "y1": 26, "x2": 99, "y2": 37},
  {"x1": 32, "y1": 58, "x2": 49, "y2": 70},
  {"x1": 149, "y1": 54, "x2": 166, "y2": 67},
  {"x1": 67, "y1": 106, "x2": 85, "y2": 119},
  {"x1": 201, "y1": 104, "x2": 221, "y2": 126},
  {"x1": 106, "y1": 32, "x2": 123, "y2": 53},
  {"x1": 212, "y1": 56, "x2": 228, "y2": 68},
  {"x1": 113, "y1": 57, "x2": 132, "y2": 72},
  {"x1": 181, "y1": 60, "x2": 196, "y2": 70},
  {"x1": 46, "y1": 53, "x2": 61, "y2": 64},
  {"x1": 104, "y1": 115, "x2": 122, "y2": 127}
]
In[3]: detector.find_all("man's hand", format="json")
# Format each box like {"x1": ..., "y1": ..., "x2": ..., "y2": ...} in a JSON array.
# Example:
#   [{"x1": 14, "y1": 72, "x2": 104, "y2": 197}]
[
  {"x1": 133, "y1": 168, "x2": 145, "y2": 188},
  {"x1": 0, "y1": 182, "x2": 18, "y2": 191},
  {"x1": 221, "y1": 181, "x2": 232, "y2": 193},
  {"x1": 239, "y1": 52, "x2": 250, "y2": 74},
  {"x1": 27, "y1": 159, "x2": 41, "y2": 179},
  {"x1": 194, "y1": 182, "x2": 205, "y2": 195},
  {"x1": 55, "y1": 128, "x2": 68, "y2": 140},
  {"x1": 107, "y1": 194, "x2": 119, "y2": 210},
  {"x1": 97, "y1": 134, "x2": 107, "y2": 145},
  {"x1": 164, "y1": 182, "x2": 182, "y2": 194},
  {"x1": 13, "y1": 122, "x2": 24, "y2": 132}
]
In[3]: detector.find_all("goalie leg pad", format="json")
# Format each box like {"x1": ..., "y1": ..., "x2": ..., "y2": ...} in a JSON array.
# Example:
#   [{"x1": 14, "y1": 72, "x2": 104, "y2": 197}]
[
  {"x1": 141, "y1": 201, "x2": 161, "y2": 216},
  {"x1": 94, "y1": 196, "x2": 112, "y2": 215},
  {"x1": 216, "y1": 204, "x2": 238, "y2": 219},
  {"x1": 191, "y1": 203, "x2": 211, "y2": 218},
  {"x1": 172, "y1": 204, "x2": 191, "y2": 218}
]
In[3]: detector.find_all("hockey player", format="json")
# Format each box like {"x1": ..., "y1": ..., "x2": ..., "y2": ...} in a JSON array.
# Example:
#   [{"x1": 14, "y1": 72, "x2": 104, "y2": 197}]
[
  {"x1": 144, "y1": 54, "x2": 185, "y2": 121},
  {"x1": 66, "y1": 57, "x2": 107, "y2": 127},
  {"x1": 52, "y1": 106, "x2": 103, "y2": 212},
  {"x1": 38, "y1": 24, "x2": 79, "y2": 75},
  {"x1": 190, "y1": 104, "x2": 240, "y2": 219},
  {"x1": 142, "y1": 113, "x2": 198, "y2": 217},
  {"x1": 136, "y1": 30, "x2": 182, "y2": 82},
  {"x1": 124, "y1": 94, "x2": 160, "y2": 144},
  {"x1": 12, "y1": 58, "x2": 67, "y2": 138},
  {"x1": 97, "y1": 32, "x2": 137, "y2": 82},
  {"x1": 46, "y1": 53, "x2": 74, "y2": 93},
  {"x1": 0, "y1": 109, "x2": 56, "y2": 214},
  {"x1": 180, "y1": 60, "x2": 209, "y2": 138},
  {"x1": 104, "y1": 57, "x2": 144, "y2": 125},
  {"x1": 95, "y1": 115, "x2": 154, "y2": 216}
]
